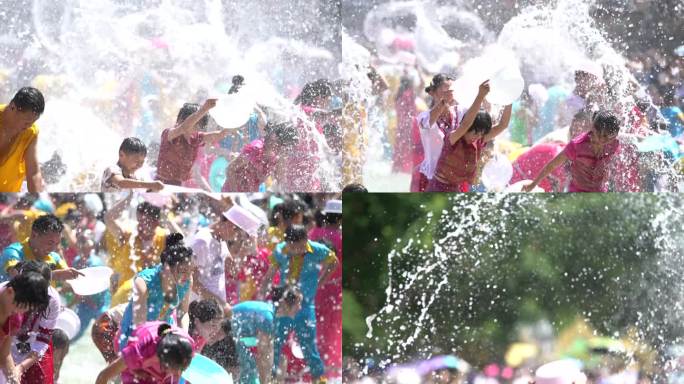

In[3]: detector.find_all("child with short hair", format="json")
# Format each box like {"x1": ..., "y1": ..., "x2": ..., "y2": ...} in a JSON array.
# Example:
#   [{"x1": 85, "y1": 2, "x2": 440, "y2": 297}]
[
  {"x1": 101, "y1": 137, "x2": 163, "y2": 192},
  {"x1": 524, "y1": 110, "x2": 621, "y2": 192}
]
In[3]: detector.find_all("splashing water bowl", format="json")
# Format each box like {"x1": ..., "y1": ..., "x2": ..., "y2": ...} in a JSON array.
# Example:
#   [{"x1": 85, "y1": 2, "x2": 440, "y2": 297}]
[
  {"x1": 67, "y1": 266, "x2": 113, "y2": 296},
  {"x1": 481, "y1": 154, "x2": 513, "y2": 191},
  {"x1": 210, "y1": 93, "x2": 256, "y2": 129},
  {"x1": 181, "y1": 353, "x2": 233, "y2": 384}
]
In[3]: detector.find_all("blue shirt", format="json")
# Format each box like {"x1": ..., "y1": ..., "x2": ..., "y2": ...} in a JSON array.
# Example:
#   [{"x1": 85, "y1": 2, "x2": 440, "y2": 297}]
[
  {"x1": 271, "y1": 241, "x2": 335, "y2": 307},
  {"x1": 119, "y1": 264, "x2": 190, "y2": 348},
  {"x1": 232, "y1": 301, "x2": 275, "y2": 337},
  {"x1": 0, "y1": 242, "x2": 67, "y2": 282}
]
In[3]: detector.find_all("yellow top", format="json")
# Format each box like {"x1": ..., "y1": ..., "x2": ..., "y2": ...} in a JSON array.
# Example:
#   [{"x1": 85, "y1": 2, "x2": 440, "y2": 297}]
[
  {"x1": 266, "y1": 226, "x2": 284, "y2": 252},
  {"x1": 104, "y1": 226, "x2": 167, "y2": 285},
  {"x1": 0, "y1": 104, "x2": 39, "y2": 192}
]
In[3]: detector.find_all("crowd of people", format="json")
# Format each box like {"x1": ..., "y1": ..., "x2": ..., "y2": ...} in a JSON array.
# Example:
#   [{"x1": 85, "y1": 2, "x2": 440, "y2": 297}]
[
  {"x1": 363, "y1": 37, "x2": 683, "y2": 192},
  {"x1": 0, "y1": 192, "x2": 342, "y2": 383}
]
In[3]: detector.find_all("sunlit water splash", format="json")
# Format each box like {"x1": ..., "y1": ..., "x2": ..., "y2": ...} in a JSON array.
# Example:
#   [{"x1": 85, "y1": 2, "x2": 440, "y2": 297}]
[
  {"x1": 0, "y1": 0, "x2": 341, "y2": 191},
  {"x1": 360, "y1": 194, "x2": 684, "y2": 379}
]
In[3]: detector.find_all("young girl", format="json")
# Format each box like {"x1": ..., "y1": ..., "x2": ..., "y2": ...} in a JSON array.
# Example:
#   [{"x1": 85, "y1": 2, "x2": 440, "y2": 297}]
[
  {"x1": 117, "y1": 233, "x2": 193, "y2": 350},
  {"x1": 426, "y1": 80, "x2": 513, "y2": 192},
  {"x1": 523, "y1": 110, "x2": 621, "y2": 192},
  {"x1": 95, "y1": 322, "x2": 196, "y2": 384}
]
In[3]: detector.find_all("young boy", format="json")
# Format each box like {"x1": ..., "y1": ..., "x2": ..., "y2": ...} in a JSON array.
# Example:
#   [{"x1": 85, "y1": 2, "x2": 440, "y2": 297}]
[
  {"x1": 101, "y1": 137, "x2": 164, "y2": 192},
  {"x1": 426, "y1": 81, "x2": 513, "y2": 192},
  {"x1": 523, "y1": 110, "x2": 621, "y2": 192}
]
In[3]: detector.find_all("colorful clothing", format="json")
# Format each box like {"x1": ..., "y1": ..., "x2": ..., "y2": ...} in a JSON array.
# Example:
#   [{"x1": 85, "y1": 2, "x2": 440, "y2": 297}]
[
  {"x1": 156, "y1": 128, "x2": 205, "y2": 185},
  {"x1": 309, "y1": 227, "x2": 342, "y2": 379},
  {"x1": 0, "y1": 104, "x2": 39, "y2": 192},
  {"x1": 120, "y1": 321, "x2": 197, "y2": 384},
  {"x1": 118, "y1": 265, "x2": 191, "y2": 349},
  {"x1": 104, "y1": 227, "x2": 167, "y2": 290},
  {"x1": 222, "y1": 139, "x2": 275, "y2": 192},
  {"x1": 432, "y1": 136, "x2": 486, "y2": 188},
  {"x1": 232, "y1": 301, "x2": 275, "y2": 384},
  {"x1": 270, "y1": 241, "x2": 336, "y2": 379},
  {"x1": 510, "y1": 143, "x2": 567, "y2": 192},
  {"x1": 0, "y1": 241, "x2": 67, "y2": 282},
  {"x1": 417, "y1": 106, "x2": 467, "y2": 180},
  {"x1": 562, "y1": 131, "x2": 620, "y2": 192}
]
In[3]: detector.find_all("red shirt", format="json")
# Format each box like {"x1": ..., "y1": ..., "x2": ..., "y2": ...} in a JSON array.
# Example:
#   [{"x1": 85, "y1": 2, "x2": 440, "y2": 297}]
[
  {"x1": 434, "y1": 135, "x2": 486, "y2": 185},
  {"x1": 563, "y1": 131, "x2": 620, "y2": 192},
  {"x1": 156, "y1": 129, "x2": 205, "y2": 185}
]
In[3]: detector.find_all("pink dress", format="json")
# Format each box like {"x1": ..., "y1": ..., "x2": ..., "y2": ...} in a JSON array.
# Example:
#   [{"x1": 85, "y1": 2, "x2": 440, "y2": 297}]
[
  {"x1": 222, "y1": 139, "x2": 274, "y2": 192},
  {"x1": 562, "y1": 131, "x2": 620, "y2": 192},
  {"x1": 309, "y1": 227, "x2": 342, "y2": 378},
  {"x1": 279, "y1": 106, "x2": 322, "y2": 192},
  {"x1": 393, "y1": 88, "x2": 416, "y2": 173},
  {"x1": 120, "y1": 321, "x2": 196, "y2": 384}
]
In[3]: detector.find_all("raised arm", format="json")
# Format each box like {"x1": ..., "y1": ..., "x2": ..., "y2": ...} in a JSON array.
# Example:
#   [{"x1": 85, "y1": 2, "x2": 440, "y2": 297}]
[
  {"x1": 96, "y1": 357, "x2": 127, "y2": 384},
  {"x1": 104, "y1": 192, "x2": 133, "y2": 241},
  {"x1": 24, "y1": 138, "x2": 44, "y2": 193},
  {"x1": 484, "y1": 104, "x2": 513, "y2": 142},
  {"x1": 449, "y1": 80, "x2": 490, "y2": 145},
  {"x1": 132, "y1": 277, "x2": 149, "y2": 327},
  {"x1": 167, "y1": 99, "x2": 217, "y2": 141}
]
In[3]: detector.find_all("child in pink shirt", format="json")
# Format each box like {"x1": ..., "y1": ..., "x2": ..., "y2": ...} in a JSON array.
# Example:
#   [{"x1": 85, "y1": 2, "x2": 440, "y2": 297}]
[
  {"x1": 95, "y1": 322, "x2": 197, "y2": 384},
  {"x1": 524, "y1": 110, "x2": 621, "y2": 192}
]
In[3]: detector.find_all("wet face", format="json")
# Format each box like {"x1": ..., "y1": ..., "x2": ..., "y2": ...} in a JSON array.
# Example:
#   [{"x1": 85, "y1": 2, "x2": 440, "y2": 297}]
[
  {"x1": 569, "y1": 117, "x2": 592, "y2": 138},
  {"x1": 463, "y1": 130, "x2": 484, "y2": 144},
  {"x1": 8, "y1": 104, "x2": 40, "y2": 131},
  {"x1": 195, "y1": 315, "x2": 223, "y2": 341},
  {"x1": 286, "y1": 239, "x2": 309, "y2": 257},
  {"x1": 119, "y1": 152, "x2": 146, "y2": 174},
  {"x1": 435, "y1": 80, "x2": 455, "y2": 105},
  {"x1": 30, "y1": 231, "x2": 61, "y2": 256},
  {"x1": 171, "y1": 261, "x2": 192, "y2": 285},
  {"x1": 592, "y1": 127, "x2": 618, "y2": 146}
]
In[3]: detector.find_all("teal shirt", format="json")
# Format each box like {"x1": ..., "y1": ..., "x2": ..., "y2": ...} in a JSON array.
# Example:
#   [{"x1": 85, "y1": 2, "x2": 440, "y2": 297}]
[{"x1": 271, "y1": 240, "x2": 334, "y2": 307}]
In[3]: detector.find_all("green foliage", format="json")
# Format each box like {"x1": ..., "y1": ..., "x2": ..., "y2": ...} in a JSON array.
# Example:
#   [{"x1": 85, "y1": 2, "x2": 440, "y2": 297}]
[{"x1": 343, "y1": 193, "x2": 679, "y2": 366}]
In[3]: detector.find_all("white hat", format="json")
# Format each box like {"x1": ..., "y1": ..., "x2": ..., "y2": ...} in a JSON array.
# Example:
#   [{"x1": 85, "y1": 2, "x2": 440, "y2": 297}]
[
  {"x1": 535, "y1": 360, "x2": 586, "y2": 384},
  {"x1": 223, "y1": 205, "x2": 261, "y2": 236},
  {"x1": 322, "y1": 199, "x2": 342, "y2": 214}
]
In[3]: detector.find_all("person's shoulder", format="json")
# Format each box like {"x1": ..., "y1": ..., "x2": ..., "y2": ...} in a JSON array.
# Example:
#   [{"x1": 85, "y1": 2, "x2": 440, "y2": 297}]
[
  {"x1": 308, "y1": 240, "x2": 331, "y2": 254},
  {"x1": 2, "y1": 242, "x2": 22, "y2": 256}
]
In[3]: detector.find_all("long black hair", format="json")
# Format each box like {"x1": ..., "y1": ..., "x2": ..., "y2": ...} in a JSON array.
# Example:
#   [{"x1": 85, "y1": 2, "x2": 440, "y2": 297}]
[
  {"x1": 156, "y1": 323, "x2": 194, "y2": 369},
  {"x1": 160, "y1": 233, "x2": 193, "y2": 266}
]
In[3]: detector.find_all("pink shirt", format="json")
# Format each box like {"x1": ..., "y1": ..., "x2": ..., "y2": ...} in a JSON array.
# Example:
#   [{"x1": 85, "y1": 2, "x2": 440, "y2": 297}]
[
  {"x1": 222, "y1": 139, "x2": 274, "y2": 192},
  {"x1": 562, "y1": 131, "x2": 620, "y2": 192},
  {"x1": 156, "y1": 129, "x2": 205, "y2": 185},
  {"x1": 121, "y1": 321, "x2": 196, "y2": 384}
]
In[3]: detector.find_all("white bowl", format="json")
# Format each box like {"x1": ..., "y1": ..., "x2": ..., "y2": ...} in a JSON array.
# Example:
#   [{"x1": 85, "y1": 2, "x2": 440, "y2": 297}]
[{"x1": 67, "y1": 266, "x2": 113, "y2": 296}]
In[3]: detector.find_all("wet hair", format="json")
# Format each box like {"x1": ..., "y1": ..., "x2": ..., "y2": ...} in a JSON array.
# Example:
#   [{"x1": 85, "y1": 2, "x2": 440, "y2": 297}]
[
  {"x1": 160, "y1": 233, "x2": 193, "y2": 266},
  {"x1": 156, "y1": 323, "x2": 194, "y2": 369},
  {"x1": 271, "y1": 285, "x2": 301, "y2": 309},
  {"x1": 279, "y1": 200, "x2": 305, "y2": 224},
  {"x1": 136, "y1": 202, "x2": 161, "y2": 220},
  {"x1": 32, "y1": 214, "x2": 64, "y2": 235},
  {"x1": 119, "y1": 137, "x2": 147, "y2": 156},
  {"x1": 228, "y1": 75, "x2": 244, "y2": 94},
  {"x1": 10, "y1": 87, "x2": 45, "y2": 115},
  {"x1": 188, "y1": 299, "x2": 222, "y2": 336},
  {"x1": 294, "y1": 79, "x2": 332, "y2": 106},
  {"x1": 284, "y1": 225, "x2": 308, "y2": 243},
  {"x1": 265, "y1": 122, "x2": 298, "y2": 148},
  {"x1": 176, "y1": 103, "x2": 209, "y2": 130},
  {"x1": 424, "y1": 73, "x2": 454, "y2": 94},
  {"x1": 51, "y1": 328, "x2": 70, "y2": 350},
  {"x1": 592, "y1": 110, "x2": 621, "y2": 136},
  {"x1": 342, "y1": 183, "x2": 367, "y2": 193},
  {"x1": 16, "y1": 260, "x2": 52, "y2": 282},
  {"x1": 6, "y1": 272, "x2": 50, "y2": 313},
  {"x1": 468, "y1": 111, "x2": 493, "y2": 135}
]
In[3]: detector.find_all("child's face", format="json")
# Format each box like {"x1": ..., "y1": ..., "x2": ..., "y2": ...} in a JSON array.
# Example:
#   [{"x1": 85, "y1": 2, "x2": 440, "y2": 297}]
[
  {"x1": 436, "y1": 81, "x2": 455, "y2": 105},
  {"x1": 463, "y1": 130, "x2": 484, "y2": 144},
  {"x1": 592, "y1": 127, "x2": 618, "y2": 146},
  {"x1": 119, "y1": 152, "x2": 146, "y2": 173}
]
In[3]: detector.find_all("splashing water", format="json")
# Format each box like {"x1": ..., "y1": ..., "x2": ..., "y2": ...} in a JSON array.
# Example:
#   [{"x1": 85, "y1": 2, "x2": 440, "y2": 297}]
[
  {"x1": 361, "y1": 194, "x2": 684, "y2": 380},
  {"x1": 1, "y1": 0, "x2": 341, "y2": 191},
  {"x1": 350, "y1": 0, "x2": 682, "y2": 192}
]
